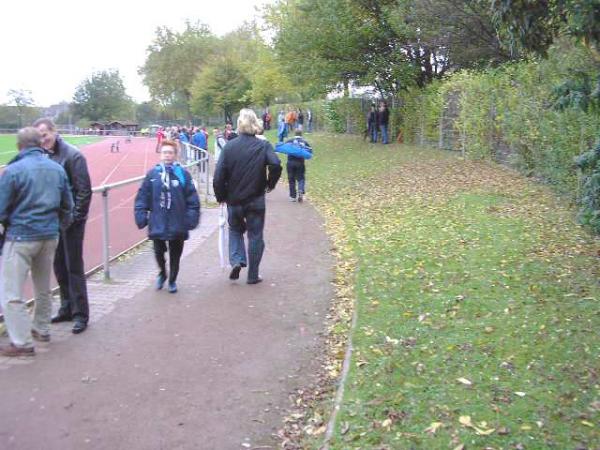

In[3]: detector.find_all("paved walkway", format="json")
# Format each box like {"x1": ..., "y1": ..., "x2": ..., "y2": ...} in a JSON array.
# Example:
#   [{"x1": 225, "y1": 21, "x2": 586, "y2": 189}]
[{"x1": 0, "y1": 187, "x2": 333, "y2": 450}]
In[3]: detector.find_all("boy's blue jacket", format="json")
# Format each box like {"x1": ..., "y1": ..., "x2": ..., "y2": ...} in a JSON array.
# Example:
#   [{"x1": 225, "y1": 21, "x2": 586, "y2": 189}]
[
  {"x1": 275, "y1": 138, "x2": 313, "y2": 160},
  {"x1": 134, "y1": 163, "x2": 200, "y2": 240}
]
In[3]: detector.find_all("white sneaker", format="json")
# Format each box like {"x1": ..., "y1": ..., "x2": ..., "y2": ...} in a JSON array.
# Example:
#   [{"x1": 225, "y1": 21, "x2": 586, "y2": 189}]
[{"x1": 289, "y1": 196, "x2": 297, "y2": 202}]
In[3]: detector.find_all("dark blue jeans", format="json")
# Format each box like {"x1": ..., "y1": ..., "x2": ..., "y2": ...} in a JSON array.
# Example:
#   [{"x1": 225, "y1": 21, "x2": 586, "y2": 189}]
[
  {"x1": 287, "y1": 162, "x2": 306, "y2": 198},
  {"x1": 227, "y1": 195, "x2": 266, "y2": 281},
  {"x1": 380, "y1": 124, "x2": 389, "y2": 144}
]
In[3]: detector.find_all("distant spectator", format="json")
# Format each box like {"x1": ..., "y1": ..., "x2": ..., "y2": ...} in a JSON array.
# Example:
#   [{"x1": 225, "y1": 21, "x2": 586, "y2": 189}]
[
  {"x1": 297, "y1": 109, "x2": 304, "y2": 131},
  {"x1": 192, "y1": 128, "x2": 207, "y2": 150},
  {"x1": 224, "y1": 123, "x2": 238, "y2": 141},
  {"x1": 367, "y1": 104, "x2": 379, "y2": 143},
  {"x1": 379, "y1": 101, "x2": 390, "y2": 145},
  {"x1": 277, "y1": 112, "x2": 288, "y2": 143},
  {"x1": 307, "y1": 109, "x2": 313, "y2": 133},
  {"x1": 179, "y1": 128, "x2": 190, "y2": 144},
  {"x1": 0, "y1": 127, "x2": 73, "y2": 357},
  {"x1": 262, "y1": 109, "x2": 272, "y2": 130},
  {"x1": 213, "y1": 128, "x2": 227, "y2": 163}
]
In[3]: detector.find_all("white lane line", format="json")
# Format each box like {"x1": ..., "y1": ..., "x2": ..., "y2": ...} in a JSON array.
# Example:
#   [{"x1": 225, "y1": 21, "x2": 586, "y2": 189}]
[{"x1": 100, "y1": 151, "x2": 131, "y2": 186}]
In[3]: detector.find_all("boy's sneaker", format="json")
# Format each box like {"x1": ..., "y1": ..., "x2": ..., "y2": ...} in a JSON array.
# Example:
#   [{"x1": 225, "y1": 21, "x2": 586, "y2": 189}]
[
  {"x1": 289, "y1": 196, "x2": 297, "y2": 202},
  {"x1": 297, "y1": 193, "x2": 303, "y2": 203},
  {"x1": 31, "y1": 329, "x2": 50, "y2": 342},
  {"x1": 156, "y1": 274, "x2": 166, "y2": 290},
  {"x1": 168, "y1": 282, "x2": 177, "y2": 293}
]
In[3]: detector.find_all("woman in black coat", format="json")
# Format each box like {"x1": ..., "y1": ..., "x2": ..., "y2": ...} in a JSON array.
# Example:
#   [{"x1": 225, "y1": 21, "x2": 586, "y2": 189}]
[{"x1": 134, "y1": 140, "x2": 200, "y2": 293}]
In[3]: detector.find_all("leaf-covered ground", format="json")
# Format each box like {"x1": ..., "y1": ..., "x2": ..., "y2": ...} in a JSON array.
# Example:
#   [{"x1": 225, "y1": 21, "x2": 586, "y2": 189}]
[{"x1": 291, "y1": 133, "x2": 599, "y2": 449}]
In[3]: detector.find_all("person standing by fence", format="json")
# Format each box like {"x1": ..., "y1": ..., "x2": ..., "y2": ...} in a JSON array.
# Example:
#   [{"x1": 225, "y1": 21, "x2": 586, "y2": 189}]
[
  {"x1": 134, "y1": 140, "x2": 200, "y2": 294},
  {"x1": 0, "y1": 127, "x2": 73, "y2": 356},
  {"x1": 34, "y1": 118, "x2": 92, "y2": 335},
  {"x1": 367, "y1": 104, "x2": 379, "y2": 143},
  {"x1": 378, "y1": 101, "x2": 390, "y2": 145},
  {"x1": 213, "y1": 109, "x2": 282, "y2": 284}
]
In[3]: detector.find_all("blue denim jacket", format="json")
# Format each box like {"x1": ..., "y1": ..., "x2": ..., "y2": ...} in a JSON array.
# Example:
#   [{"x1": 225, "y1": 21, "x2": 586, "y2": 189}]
[{"x1": 0, "y1": 148, "x2": 73, "y2": 242}]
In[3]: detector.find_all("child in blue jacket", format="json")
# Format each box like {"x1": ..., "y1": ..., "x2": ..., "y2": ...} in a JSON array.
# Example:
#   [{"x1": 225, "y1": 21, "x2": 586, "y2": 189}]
[{"x1": 134, "y1": 140, "x2": 200, "y2": 293}]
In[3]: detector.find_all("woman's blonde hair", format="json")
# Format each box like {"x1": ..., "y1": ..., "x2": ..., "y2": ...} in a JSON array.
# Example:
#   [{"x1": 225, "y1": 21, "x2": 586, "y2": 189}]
[{"x1": 237, "y1": 108, "x2": 263, "y2": 135}]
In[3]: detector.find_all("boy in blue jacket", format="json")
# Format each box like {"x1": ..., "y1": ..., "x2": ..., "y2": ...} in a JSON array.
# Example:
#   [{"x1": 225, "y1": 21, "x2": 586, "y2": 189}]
[
  {"x1": 285, "y1": 130, "x2": 313, "y2": 202},
  {"x1": 134, "y1": 140, "x2": 200, "y2": 293}
]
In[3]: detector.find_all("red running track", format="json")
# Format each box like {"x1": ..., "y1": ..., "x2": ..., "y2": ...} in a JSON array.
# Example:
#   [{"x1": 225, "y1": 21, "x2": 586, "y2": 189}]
[{"x1": 81, "y1": 136, "x2": 157, "y2": 273}]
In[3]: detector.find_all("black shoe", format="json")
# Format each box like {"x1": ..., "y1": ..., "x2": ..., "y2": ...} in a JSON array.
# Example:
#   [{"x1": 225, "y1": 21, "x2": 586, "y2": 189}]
[
  {"x1": 247, "y1": 276, "x2": 263, "y2": 285},
  {"x1": 72, "y1": 320, "x2": 87, "y2": 334},
  {"x1": 51, "y1": 314, "x2": 72, "y2": 324},
  {"x1": 229, "y1": 264, "x2": 242, "y2": 280}
]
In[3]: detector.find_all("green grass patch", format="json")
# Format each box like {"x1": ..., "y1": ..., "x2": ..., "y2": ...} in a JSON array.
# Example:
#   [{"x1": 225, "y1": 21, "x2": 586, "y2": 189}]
[
  {"x1": 0, "y1": 135, "x2": 102, "y2": 165},
  {"x1": 302, "y1": 133, "x2": 599, "y2": 449}
]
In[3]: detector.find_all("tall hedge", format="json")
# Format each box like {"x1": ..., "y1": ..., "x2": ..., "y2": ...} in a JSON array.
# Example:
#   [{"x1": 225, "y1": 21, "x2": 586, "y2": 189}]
[{"x1": 400, "y1": 40, "x2": 600, "y2": 197}]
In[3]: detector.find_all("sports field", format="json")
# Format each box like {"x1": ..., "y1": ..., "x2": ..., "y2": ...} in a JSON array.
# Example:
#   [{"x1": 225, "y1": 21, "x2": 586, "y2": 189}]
[{"x1": 0, "y1": 134, "x2": 102, "y2": 164}]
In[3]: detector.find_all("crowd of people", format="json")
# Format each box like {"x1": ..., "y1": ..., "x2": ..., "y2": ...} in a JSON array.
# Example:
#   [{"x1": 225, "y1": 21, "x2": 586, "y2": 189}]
[
  {"x1": 277, "y1": 107, "x2": 313, "y2": 142},
  {"x1": 0, "y1": 108, "x2": 315, "y2": 357}
]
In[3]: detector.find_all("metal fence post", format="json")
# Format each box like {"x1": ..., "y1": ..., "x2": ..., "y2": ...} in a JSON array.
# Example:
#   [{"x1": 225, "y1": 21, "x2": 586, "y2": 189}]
[
  {"x1": 206, "y1": 154, "x2": 211, "y2": 197},
  {"x1": 102, "y1": 189, "x2": 111, "y2": 280}
]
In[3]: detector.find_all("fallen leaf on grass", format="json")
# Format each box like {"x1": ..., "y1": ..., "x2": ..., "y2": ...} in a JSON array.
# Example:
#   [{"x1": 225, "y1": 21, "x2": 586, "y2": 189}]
[
  {"x1": 424, "y1": 422, "x2": 444, "y2": 434},
  {"x1": 459, "y1": 416, "x2": 473, "y2": 427},
  {"x1": 340, "y1": 422, "x2": 350, "y2": 435},
  {"x1": 459, "y1": 415, "x2": 495, "y2": 435},
  {"x1": 457, "y1": 377, "x2": 472, "y2": 386}
]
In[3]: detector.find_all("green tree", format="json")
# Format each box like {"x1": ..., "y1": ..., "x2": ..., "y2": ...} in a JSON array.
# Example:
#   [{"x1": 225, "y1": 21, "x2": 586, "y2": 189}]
[
  {"x1": 267, "y1": 0, "x2": 510, "y2": 96},
  {"x1": 248, "y1": 46, "x2": 294, "y2": 106},
  {"x1": 190, "y1": 54, "x2": 251, "y2": 123},
  {"x1": 139, "y1": 22, "x2": 217, "y2": 118},
  {"x1": 7, "y1": 89, "x2": 35, "y2": 127},
  {"x1": 491, "y1": 0, "x2": 600, "y2": 58},
  {"x1": 72, "y1": 70, "x2": 133, "y2": 121},
  {"x1": 135, "y1": 101, "x2": 164, "y2": 125}
]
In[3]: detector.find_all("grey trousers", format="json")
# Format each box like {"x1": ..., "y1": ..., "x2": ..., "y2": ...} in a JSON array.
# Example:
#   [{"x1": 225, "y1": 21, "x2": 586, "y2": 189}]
[{"x1": 1, "y1": 239, "x2": 58, "y2": 348}]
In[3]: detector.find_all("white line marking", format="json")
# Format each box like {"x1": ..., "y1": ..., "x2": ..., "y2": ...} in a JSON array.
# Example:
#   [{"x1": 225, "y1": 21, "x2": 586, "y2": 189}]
[{"x1": 100, "y1": 151, "x2": 131, "y2": 185}]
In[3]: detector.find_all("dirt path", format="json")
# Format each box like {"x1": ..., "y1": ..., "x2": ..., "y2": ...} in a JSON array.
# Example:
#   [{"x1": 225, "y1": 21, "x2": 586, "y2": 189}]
[{"x1": 0, "y1": 187, "x2": 333, "y2": 450}]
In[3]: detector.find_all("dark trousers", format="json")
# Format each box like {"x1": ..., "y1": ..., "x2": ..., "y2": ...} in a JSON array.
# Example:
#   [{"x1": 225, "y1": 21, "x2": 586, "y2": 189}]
[
  {"x1": 287, "y1": 162, "x2": 306, "y2": 198},
  {"x1": 55, "y1": 220, "x2": 89, "y2": 322},
  {"x1": 153, "y1": 239, "x2": 184, "y2": 283},
  {"x1": 227, "y1": 195, "x2": 265, "y2": 281}
]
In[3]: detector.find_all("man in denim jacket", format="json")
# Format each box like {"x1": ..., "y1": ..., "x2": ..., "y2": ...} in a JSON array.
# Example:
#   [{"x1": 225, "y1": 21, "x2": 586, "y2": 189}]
[{"x1": 0, "y1": 127, "x2": 73, "y2": 357}]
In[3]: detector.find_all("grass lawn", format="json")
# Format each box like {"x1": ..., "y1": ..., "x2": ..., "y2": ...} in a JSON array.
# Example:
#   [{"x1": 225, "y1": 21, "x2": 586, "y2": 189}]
[
  {"x1": 282, "y1": 133, "x2": 599, "y2": 449},
  {"x1": 0, "y1": 135, "x2": 102, "y2": 165}
]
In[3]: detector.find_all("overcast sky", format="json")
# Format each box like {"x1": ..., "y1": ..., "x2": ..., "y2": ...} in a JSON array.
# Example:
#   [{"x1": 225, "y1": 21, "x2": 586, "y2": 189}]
[{"x1": 0, "y1": 0, "x2": 273, "y2": 106}]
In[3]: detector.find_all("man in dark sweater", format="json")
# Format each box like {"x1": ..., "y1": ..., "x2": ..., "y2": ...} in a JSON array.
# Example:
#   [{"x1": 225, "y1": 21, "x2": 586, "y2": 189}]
[
  {"x1": 213, "y1": 109, "x2": 282, "y2": 284},
  {"x1": 34, "y1": 118, "x2": 92, "y2": 334}
]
